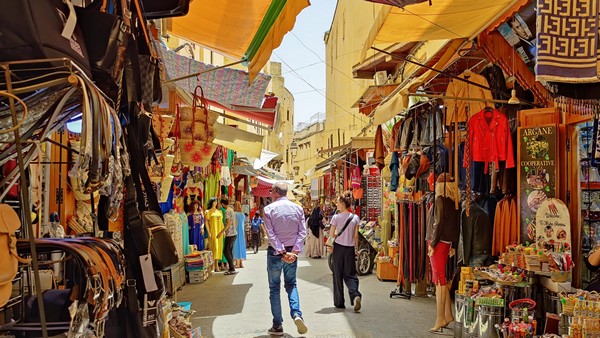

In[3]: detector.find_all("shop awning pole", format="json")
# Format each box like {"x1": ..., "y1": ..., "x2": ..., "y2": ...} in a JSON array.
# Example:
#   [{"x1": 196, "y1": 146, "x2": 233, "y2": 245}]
[
  {"x1": 410, "y1": 93, "x2": 537, "y2": 106},
  {"x1": 409, "y1": 93, "x2": 512, "y2": 105},
  {"x1": 162, "y1": 60, "x2": 246, "y2": 84}
]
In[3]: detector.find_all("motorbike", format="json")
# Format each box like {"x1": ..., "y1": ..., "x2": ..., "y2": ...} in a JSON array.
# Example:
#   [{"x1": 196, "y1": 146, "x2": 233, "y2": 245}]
[{"x1": 327, "y1": 231, "x2": 377, "y2": 276}]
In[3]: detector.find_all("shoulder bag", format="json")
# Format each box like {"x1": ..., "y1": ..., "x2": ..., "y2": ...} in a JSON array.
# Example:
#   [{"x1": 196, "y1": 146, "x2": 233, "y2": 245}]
[{"x1": 325, "y1": 214, "x2": 355, "y2": 248}]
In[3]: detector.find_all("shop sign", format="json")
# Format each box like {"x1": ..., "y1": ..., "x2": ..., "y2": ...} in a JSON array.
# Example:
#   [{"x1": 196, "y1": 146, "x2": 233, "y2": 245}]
[
  {"x1": 518, "y1": 124, "x2": 558, "y2": 244},
  {"x1": 535, "y1": 198, "x2": 571, "y2": 252}
]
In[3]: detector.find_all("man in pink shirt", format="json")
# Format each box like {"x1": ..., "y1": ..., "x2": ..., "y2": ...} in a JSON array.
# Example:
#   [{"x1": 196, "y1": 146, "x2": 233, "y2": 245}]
[{"x1": 262, "y1": 182, "x2": 308, "y2": 336}]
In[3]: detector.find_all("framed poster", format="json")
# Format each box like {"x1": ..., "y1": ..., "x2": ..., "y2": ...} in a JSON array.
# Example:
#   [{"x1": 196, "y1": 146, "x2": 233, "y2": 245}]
[
  {"x1": 518, "y1": 124, "x2": 558, "y2": 244},
  {"x1": 536, "y1": 198, "x2": 571, "y2": 252}
]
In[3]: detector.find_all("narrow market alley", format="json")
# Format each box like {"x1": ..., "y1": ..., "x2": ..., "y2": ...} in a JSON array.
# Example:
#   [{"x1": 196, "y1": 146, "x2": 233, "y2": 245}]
[{"x1": 179, "y1": 249, "x2": 438, "y2": 338}]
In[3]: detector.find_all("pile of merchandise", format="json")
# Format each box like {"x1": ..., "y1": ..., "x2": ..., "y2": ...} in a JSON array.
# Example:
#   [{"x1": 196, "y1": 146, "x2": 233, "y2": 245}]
[
  {"x1": 184, "y1": 251, "x2": 214, "y2": 284},
  {"x1": 359, "y1": 220, "x2": 381, "y2": 250},
  {"x1": 495, "y1": 315, "x2": 538, "y2": 338},
  {"x1": 559, "y1": 291, "x2": 600, "y2": 337},
  {"x1": 165, "y1": 301, "x2": 201, "y2": 338}
]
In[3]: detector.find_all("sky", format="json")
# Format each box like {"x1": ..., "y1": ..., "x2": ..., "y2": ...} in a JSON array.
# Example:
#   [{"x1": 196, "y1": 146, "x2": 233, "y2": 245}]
[{"x1": 271, "y1": 0, "x2": 337, "y2": 125}]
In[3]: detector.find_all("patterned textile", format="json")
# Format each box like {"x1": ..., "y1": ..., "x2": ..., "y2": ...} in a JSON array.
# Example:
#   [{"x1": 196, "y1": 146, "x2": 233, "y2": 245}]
[
  {"x1": 536, "y1": 0, "x2": 600, "y2": 83},
  {"x1": 158, "y1": 42, "x2": 271, "y2": 108}
]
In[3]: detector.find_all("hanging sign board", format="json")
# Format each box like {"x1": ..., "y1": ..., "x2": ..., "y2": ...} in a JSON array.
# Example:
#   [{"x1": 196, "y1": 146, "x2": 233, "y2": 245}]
[
  {"x1": 535, "y1": 198, "x2": 572, "y2": 252},
  {"x1": 517, "y1": 124, "x2": 558, "y2": 244}
]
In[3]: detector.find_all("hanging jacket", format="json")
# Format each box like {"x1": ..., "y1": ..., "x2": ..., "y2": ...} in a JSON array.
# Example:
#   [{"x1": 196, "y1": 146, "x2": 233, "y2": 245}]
[
  {"x1": 460, "y1": 203, "x2": 493, "y2": 265},
  {"x1": 396, "y1": 116, "x2": 415, "y2": 151},
  {"x1": 481, "y1": 64, "x2": 508, "y2": 107},
  {"x1": 444, "y1": 71, "x2": 494, "y2": 125},
  {"x1": 390, "y1": 152, "x2": 400, "y2": 192},
  {"x1": 465, "y1": 108, "x2": 515, "y2": 173},
  {"x1": 418, "y1": 108, "x2": 444, "y2": 146}
]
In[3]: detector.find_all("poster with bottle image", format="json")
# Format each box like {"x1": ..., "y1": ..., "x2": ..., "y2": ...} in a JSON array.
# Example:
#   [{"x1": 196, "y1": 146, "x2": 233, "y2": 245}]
[{"x1": 518, "y1": 124, "x2": 558, "y2": 244}]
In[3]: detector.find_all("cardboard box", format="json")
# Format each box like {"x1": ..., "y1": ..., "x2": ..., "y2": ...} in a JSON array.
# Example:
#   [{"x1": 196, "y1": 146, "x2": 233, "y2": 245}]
[
  {"x1": 388, "y1": 246, "x2": 399, "y2": 258},
  {"x1": 376, "y1": 261, "x2": 398, "y2": 281}
]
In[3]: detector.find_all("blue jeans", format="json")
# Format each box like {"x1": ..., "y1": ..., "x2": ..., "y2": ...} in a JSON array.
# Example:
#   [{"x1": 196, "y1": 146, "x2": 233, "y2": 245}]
[{"x1": 267, "y1": 246, "x2": 302, "y2": 326}]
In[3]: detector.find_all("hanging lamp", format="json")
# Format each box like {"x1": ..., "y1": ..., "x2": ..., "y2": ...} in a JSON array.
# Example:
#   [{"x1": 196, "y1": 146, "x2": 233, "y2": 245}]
[{"x1": 508, "y1": 48, "x2": 521, "y2": 105}]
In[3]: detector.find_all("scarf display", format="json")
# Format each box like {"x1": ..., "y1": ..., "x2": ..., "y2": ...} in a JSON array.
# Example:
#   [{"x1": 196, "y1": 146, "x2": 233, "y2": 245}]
[{"x1": 536, "y1": 0, "x2": 600, "y2": 83}]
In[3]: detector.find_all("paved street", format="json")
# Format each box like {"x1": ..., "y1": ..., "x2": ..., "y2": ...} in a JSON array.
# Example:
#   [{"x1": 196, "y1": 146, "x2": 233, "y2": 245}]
[{"x1": 179, "y1": 249, "x2": 441, "y2": 338}]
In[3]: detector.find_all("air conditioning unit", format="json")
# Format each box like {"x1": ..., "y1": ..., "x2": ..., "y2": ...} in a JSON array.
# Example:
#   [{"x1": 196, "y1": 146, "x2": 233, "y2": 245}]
[{"x1": 374, "y1": 70, "x2": 388, "y2": 86}]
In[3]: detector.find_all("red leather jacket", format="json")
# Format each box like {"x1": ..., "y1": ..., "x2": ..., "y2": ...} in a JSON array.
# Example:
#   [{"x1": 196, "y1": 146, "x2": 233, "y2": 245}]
[{"x1": 464, "y1": 108, "x2": 514, "y2": 172}]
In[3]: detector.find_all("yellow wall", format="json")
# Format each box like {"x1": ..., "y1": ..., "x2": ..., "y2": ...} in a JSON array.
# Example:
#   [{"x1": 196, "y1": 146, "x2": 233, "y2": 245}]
[
  {"x1": 293, "y1": 120, "x2": 326, "y2": 186},
  {"x1": 290, "y1": 0, "x2": 381, "y2": 186},
  {"x1": 263, "y1": 62, "x2": 295, "y2": 178},
  {"x1": 323, "y1": 0, "x2": 382, "y2": 152}
]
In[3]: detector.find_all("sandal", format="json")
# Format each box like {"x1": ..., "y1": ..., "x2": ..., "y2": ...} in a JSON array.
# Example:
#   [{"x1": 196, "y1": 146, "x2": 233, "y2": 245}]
[
  {"x1": 428, "y1": 327, "x2": 444, "y2": 334},
  {"x1": 224, "y1": 271, "x2": 238, "y2": 275}
]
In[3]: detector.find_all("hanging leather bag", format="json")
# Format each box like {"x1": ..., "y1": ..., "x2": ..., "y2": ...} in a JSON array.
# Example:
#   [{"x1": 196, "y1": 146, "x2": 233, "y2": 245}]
[
  {"x1": 132, "y1": 0, "x2": 163, "y2": 108},
  {"x1": 125, "y1": 123, "x2": 179, "y2": 270},
  {"x1": 0, "y1": 0, "x2": 92, "y2": 77},
  {"x1": 141, "y1": 0, "x2": 191, "y2": 19},
  {"x1": 76, "y1": 0, "x2": 131, "y2": 90}
]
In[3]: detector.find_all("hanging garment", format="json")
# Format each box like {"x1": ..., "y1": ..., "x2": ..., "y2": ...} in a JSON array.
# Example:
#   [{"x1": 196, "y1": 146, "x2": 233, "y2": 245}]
[
  {"x1": 232, "y1": 211, "x2": 247, "y2": 260},
  {"x1": 220, "y1": 166, "x2": 232, "y2": 186},
  {"x1": 375, "y1": 125, "x2": 386, "y2": 170},
  {"x1": 444, "y1": 71, "x2": 494, "y2": 125},
  {"x1": 465, "y1": 108, "x2": 515, "y2": 173},
  {"x1": 164, "y1": 211, "x2": 184, "y2": 259},
  {"x1": 391, "y1": 118, "x2": 404, "y2": 152},
  {"x1": 188, "y1": 213, "x2": 204, "y2": 251},
  {"x1": 179, "y1": 212, "x2": 191, "y2": 256},
  {"x1": 390, "y1": 152, "x2": 400, "y2": 192},
  {"x1": 205, "y1": 209, "x2": 224, "y2": 260},
  {"x1": 460, "y1": 203, "x2": 492, "y2": 266},
  {"x1": 481, "y1": 64, "x2": 508, "y2": 107},
  {"x1": 396, "y1": 116, "x2": 415, "y2": 151}
]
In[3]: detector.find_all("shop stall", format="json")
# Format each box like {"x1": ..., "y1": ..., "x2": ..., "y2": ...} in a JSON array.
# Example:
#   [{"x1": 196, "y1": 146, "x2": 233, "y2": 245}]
[
  {"x1": 0, "y1": 0, "x2": 307, "y2": 336},
  {"x1": 356, "y1": 0, "x2": 600, "y2": 336}
]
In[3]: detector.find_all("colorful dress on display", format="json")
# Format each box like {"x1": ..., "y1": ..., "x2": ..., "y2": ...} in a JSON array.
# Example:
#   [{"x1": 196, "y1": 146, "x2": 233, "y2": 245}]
[
  {"x1": 233, "y1": 211, "x2": 247, "y2": 260},
  {"x1": 164, "y1": 211, "x2": 183, "y2": 259},
  {"x1": 205, "y1": 209, "x2": 224, "y2": 261},
  {"x1": 188, "y1": 212, "x2": 205, "y2": 251},
  {"x1": 178, "y1": 212, "x2": 191, "y2": 256}
]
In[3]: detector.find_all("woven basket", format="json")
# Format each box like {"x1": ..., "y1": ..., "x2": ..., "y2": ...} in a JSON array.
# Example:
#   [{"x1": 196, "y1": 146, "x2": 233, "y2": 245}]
[
  {"x1": 551, "y1": 271, "x2": 569, "y2": 283},
  {"x1": 559, "y1": 293, "x2": 576, "y2": 315},
  {"x1": 169, "y1": 326, "x2": 188, "y2": 338},
  {"x1": 178, "y1": 106, "x2": 219, "y2": 124}
]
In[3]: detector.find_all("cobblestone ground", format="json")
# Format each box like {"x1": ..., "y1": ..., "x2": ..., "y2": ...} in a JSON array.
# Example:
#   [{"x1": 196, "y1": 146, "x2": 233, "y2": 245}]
[{"x1": 178, "y1": 248, "x2": 442, "y2": 338}]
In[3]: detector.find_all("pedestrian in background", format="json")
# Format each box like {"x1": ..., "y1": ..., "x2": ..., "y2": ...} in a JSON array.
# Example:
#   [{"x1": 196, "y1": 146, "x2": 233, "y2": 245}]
[
  {"x1": 305, "y1": 205, "x2": 324, "y2": 258},
  {"x1": 263, "y1": 182, "x2": 308, "y2": 336},
  {"x1": 329, "y1": 191, "x2": 362, "y2": 312},
  {"x1": 251, "y1": 212, "x2": 263, "y2": 254},
  {"x1": 219, "y1": 197, "x2": 237, "y2": 275},
  {"x1": 233, "y1": 201, "x2": 247, "y2": 268}
]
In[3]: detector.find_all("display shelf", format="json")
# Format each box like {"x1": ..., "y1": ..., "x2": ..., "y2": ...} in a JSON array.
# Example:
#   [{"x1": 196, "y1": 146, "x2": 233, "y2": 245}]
[
  {"x1": 582, "y1": 183, "x2": 600, "y2": 190},
  {"x1": 583, "y1": 218, "x2": 600, "y2": 222}
]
